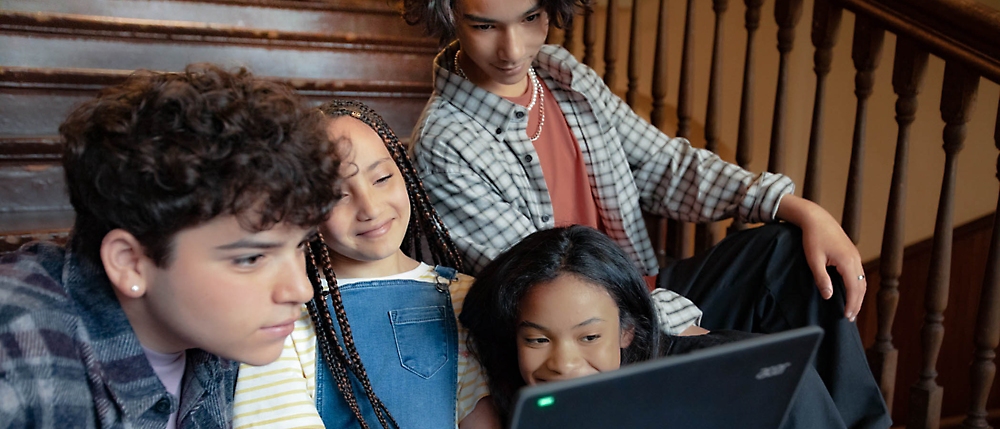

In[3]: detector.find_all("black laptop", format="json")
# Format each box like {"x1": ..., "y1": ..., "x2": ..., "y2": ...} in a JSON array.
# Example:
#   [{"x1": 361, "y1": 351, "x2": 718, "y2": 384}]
[{"x1": 508, "y1": 326, "x2": 823, "y2": 429}]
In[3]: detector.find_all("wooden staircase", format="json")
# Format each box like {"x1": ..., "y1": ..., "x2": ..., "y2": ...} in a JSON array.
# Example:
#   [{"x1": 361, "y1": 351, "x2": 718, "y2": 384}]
[{"x1": 0, "y1": 0, "x2": 436, "y2": 251}]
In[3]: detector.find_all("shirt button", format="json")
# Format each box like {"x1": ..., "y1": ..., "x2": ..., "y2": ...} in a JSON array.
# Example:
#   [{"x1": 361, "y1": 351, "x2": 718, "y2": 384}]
[
  {"x1": 524, "y1": 155, "x2": 533, "y2": 162},
  {"x1": 541, "y1": 215, "x2": 551, "y2": 223},
  {"x1": 515, "y1": 111, "x2": 525, "y2": 119},
  {"x1": 153, "y1": 398, "x2": 172, "y2": 414},
  {"x1": 495, "y1": 127, "x2": 503, "y2": 134}
]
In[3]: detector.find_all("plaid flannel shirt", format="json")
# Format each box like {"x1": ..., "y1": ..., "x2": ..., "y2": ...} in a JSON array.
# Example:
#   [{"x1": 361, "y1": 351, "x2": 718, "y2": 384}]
[
  {"x1": 0, "y1": 242, "x2": 237, "y2": 429},
  {"x1": 410, "y1": 43, "x2": 795, "y2": 333}
]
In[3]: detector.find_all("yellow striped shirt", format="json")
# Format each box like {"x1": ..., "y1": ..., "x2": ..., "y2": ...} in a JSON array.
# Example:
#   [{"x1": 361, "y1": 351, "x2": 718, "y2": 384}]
[{"x1": 233, "y1": 264, "x2": 489, "y2": 428}]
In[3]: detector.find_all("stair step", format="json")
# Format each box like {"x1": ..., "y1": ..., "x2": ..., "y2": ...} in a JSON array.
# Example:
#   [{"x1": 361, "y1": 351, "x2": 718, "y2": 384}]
[
  {"x1": 0, "y1": 161, "x2": 69, "y2": 212},
  {"x1": 0, "y1": 0, "x2": 424, "y2": 38},
  {"x1": 0, "y1": 3, "x2": 440, "y2": 235},
  {"x1": 0, "y1": 64, "x2": 432, "y2": 216},
  {"x1": 0, "y1": 209, "x2": 73, "y2": 253},
  {"x1": 0, "y1": 66, "x2": 432, "y2": 141},
  {"x1": 0, "y1": 11, "x2": 436, "y2": 83}
]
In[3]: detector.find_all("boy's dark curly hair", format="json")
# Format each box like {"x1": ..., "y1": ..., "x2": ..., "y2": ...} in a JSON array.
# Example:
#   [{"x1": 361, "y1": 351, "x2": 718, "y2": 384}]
[
  {"x1": 402, "y1": 0, "x2": 590, "y2": 44},
  {"x1": 60, "y1": 64, "x2": 342, "y2": 267}
]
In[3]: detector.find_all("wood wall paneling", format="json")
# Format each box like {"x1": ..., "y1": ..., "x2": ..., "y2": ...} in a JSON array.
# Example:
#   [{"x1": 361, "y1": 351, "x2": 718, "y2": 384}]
[{"x1": 857, "y1": 213, "x2": 1000, "y2": 427}]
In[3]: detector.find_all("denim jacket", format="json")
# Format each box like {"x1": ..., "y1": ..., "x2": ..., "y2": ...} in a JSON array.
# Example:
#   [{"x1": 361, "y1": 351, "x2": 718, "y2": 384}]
[{"x1": 0, "y1": 242, "x2": 237, "y2": 428}]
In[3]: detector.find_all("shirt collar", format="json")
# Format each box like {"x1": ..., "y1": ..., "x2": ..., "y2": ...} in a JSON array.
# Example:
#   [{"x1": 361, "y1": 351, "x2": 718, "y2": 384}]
[
  {"x1": 431, "y1": 43, "x2": 583, "y2": 143},
  {"x1": 62, "y1": 249, "x2": 228, "y2": 423},
  {"x1": 432, "y1": 41, "x2": 531, "y2": 143},
  {"x1": 534, "y1": 44, "x2": 577, "y2": 88}
]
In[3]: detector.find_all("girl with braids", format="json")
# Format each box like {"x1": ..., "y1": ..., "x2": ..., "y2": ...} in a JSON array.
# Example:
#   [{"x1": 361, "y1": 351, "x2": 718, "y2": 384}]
[
  {"x1": 233, "y1": 100, "x2": 498, "y2": 429},
  {"x1": 460, "y1": 225, "x2": 891, "y2": 429}
]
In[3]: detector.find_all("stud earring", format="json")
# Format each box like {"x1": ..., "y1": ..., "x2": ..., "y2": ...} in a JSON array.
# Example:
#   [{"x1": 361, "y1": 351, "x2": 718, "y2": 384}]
[{"x1": 130, "y1": 285, "x2": 140, "y2": 292}]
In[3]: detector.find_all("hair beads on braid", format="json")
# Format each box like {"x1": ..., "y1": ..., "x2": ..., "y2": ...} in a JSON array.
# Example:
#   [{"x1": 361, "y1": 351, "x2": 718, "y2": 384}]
[
  {"x1": 304, "y1": 239, "x2": 371, "y2": 426},
  {"x1": 304, "y1": 100, "x2": 467, "y2": 429},
  {"x1": 315, "y1": 235, "x2": 396, "y2": 429}
]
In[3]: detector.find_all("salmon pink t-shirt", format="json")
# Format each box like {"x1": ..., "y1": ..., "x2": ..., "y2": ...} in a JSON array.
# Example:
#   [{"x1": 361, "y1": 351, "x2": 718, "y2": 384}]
[
  {"x1": 503, "y1": 76, "x2": 602, "y2": 231},
  {"x1": 505, "y1": 76, "x2": 659, "y2": 290}
]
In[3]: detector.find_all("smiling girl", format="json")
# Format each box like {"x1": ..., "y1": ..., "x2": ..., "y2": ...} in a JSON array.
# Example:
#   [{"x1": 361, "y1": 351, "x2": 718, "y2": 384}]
[
  {"x1": 232, "y1": 101, "x2": 496, "y2": 428},
  {"x1": 460, "y1": 225, "x2": 891, "y2": 429}
]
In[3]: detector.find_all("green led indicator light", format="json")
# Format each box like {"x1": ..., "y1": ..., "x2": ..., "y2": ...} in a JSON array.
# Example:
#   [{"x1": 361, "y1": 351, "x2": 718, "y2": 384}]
[{"x1": 537, "y1": 396, "x2": 555, "y2": 408}]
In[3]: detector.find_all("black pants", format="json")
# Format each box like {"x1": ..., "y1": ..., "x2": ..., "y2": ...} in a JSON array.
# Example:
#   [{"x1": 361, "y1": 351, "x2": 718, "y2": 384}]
[{"x1": 657, "y1": 223, "x2": 891, "y2": 429}]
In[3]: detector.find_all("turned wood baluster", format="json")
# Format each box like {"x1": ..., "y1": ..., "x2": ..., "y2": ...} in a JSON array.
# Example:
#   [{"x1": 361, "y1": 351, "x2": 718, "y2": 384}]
[
  {"x1": 842, "y1": 15, "x2": 885, "y2": 243},
  {"x1": 651, "y1": 0, "x2": 670, "y2": 133},
  {"x1": 582, "y1": 4, "x2": 596, "y2": 67},
  {"x1": 667, "y1": 0, "x2": 697, "y2": 259},
  {"x1": 767, "y1": 0, "x2": 803, "y2": 174},
  {"x1": 802, "y1": 0, "x2": 841, "y2": 202},
  {"x1": 696, "y1": 0, "x2": 729, "y2": 253},
  {"x1": 910, "y1": 60, "x2": 980, "y2": 429},
  {"x1": 603, "y1": 0, "x2": 620, "y2": 87},
  {"x1": 651, "y1": 0, "x2": 672, "y2": 260},
  {"x1": 960, "y1": 97, "x2": 1000, "y2": 429},
  {"x1": 563, "y1": 14, "x2": 575, "y2": 53},
  {"x1": 866, "y1": 36, "x2": 927, "y2": 411},
  {"x1": 626, "y1": 0, "x2": 642, "y2": 107},
  {"x1": 625, "y1": 2, "x2": 663, "y2": 265},
  {"x1": 730, "y1": 0, "x2": 764, "y2": 235},
  {"x1": 677, "y1": 0, "x2": 695, "y2": 140}
]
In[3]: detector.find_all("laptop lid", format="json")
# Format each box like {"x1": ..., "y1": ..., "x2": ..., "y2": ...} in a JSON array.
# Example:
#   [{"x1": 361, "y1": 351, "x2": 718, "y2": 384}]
[{"x1": 508, "y1": 326, "x2": 823, "y2": 429}]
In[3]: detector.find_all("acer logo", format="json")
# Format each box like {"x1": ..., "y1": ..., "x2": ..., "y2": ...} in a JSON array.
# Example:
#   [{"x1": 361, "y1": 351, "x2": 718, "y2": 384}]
[{"x1": 755, "y1": 362, "x2": 792, "y2": 380}]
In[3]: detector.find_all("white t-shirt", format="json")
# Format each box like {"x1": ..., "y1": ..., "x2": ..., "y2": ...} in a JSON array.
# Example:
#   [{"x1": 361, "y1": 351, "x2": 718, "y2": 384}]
[{"x1": 142, "y1": 347, "x2": 186, "y2": 429}]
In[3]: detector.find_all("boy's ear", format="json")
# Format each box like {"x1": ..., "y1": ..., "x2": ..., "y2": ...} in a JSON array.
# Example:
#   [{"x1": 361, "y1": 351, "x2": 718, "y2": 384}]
[
  {"x1": 100, "y1": 229, "x2": 151, "y2": 298},
  {"x1": 620, "y1": 325, "x2": 635, "y2": 349}
]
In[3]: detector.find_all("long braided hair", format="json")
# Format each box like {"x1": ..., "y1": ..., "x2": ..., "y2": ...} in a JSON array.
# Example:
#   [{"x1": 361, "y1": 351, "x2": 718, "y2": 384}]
[{"x1": 304, "y1": 99, "x2": 465, "y2": 428}]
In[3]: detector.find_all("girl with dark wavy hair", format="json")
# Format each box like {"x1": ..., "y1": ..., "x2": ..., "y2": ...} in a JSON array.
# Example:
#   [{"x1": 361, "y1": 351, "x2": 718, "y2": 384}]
[
  {"x1": 461, "y1": 225, "x2": 887, "y2": 429},
  {"x1": 233, "y1": 100, "x2": 498, "y2": 429}
]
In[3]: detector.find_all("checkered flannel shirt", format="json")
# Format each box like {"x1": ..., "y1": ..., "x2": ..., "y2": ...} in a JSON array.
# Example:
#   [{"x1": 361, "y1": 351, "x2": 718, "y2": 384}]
[
  {"x1": 410, "y1": 43, "x2": 795, "y2": 334},
  {"x1": 0, "y1": 242, "x2": 237, "y2": 429}
]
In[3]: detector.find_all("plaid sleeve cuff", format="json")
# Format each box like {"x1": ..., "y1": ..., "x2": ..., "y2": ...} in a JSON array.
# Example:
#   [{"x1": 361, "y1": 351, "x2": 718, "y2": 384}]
[
  {"x1": 651, "y1": 288, "x2": 703, "y2": 334},
  {"x1": 742, "y1": 172, "x2": 796, "y2": 223}
]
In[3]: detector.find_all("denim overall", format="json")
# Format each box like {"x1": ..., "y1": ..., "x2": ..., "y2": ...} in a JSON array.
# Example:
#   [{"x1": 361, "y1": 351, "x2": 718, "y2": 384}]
[{"x1": 316, "y1": 266, "x2": 459, "y2": 428}]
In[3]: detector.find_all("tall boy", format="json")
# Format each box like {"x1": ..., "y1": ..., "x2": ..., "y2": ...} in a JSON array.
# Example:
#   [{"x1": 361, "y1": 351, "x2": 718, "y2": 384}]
[
  {"x1": 404, "y1": 0, "x2": 889, "y2": 426},
  {"x1": 0, "y1": 65, "x2": 341, "y2": 428}
]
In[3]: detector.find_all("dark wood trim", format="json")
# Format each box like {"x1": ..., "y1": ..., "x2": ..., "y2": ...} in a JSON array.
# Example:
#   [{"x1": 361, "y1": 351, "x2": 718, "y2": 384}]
[
  {"x1": 917, "y1": 407, "x2": 1000, "y2": 428},
  {"x1": 834, "y1": 0, "x2": 1000, "y2": 83},
  {"x1": 863, "y1": 212, "x2": 996, "y2": 273},
  {"x1": 0, "y1": 136, "x2": 62, "y2": 164},
  {"x1": 0, "y1": 10, "x2": 436, "y2": 53},
  {"x1": 166, "y1": 0, "x2": 404, "y2": 15},
  {"x1": 0, "y1": 66, "x2": 433, "y2": 96}
]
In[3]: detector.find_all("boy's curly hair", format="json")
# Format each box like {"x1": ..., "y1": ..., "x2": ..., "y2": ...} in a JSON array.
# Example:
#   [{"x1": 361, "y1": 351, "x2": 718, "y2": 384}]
[
  {"x1": 402, "y1": 0, "x2": 590, "y2": 44},
  {"x1": 60, "y1": 64, "x2": 341, "y2": 267}
]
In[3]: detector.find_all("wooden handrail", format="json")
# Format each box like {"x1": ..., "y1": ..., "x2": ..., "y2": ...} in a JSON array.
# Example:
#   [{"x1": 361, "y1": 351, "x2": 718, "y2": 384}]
[{"x1": 835, "y1": 0, "x2": 1000, "y2": 83}]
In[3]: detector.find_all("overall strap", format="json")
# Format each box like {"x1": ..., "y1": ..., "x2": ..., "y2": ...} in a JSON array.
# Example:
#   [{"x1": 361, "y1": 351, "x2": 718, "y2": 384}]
[{"x1": 432, "y1": 266, "x2": 458, "y2": 293}]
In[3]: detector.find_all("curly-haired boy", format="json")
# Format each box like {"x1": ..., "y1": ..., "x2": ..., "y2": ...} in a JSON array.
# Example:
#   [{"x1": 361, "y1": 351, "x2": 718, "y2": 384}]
[{"x1": 0, "y1": 65, "x2": 341, "y2": 428}]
